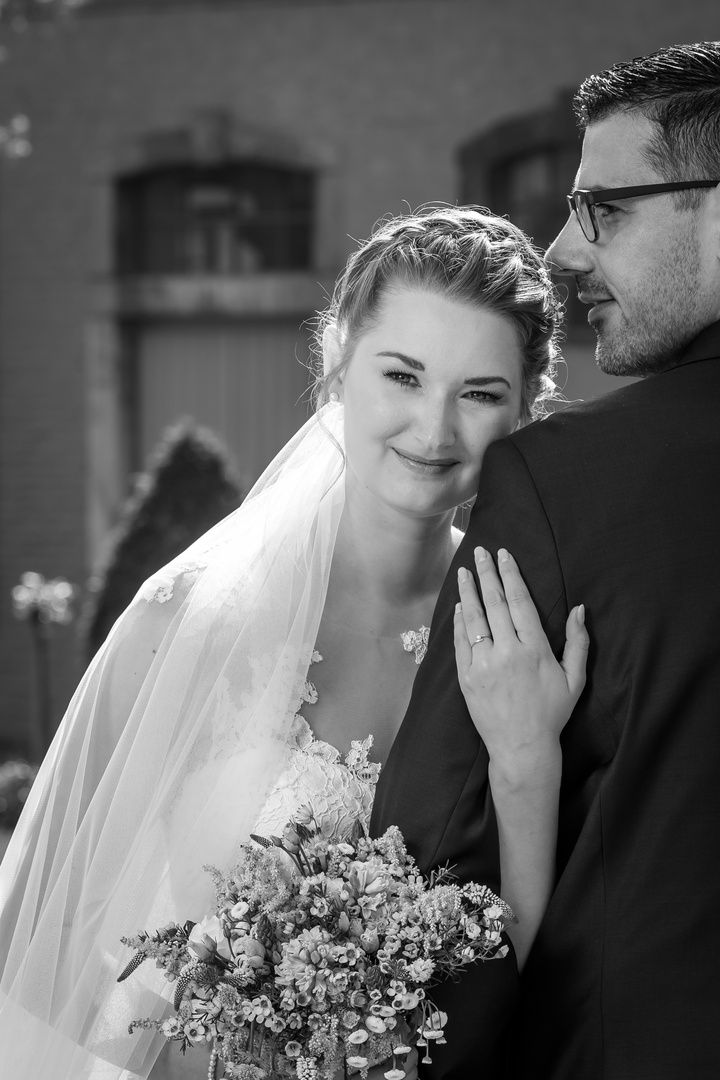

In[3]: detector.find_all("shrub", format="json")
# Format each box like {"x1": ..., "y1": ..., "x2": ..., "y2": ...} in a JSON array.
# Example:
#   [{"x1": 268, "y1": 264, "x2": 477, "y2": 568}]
[
  {"x1": 0, "y1": 760, "x2": 38, "y2": 829},
  {"x1": 83, "y1": 419, "x2": 243, "y2": 658}
]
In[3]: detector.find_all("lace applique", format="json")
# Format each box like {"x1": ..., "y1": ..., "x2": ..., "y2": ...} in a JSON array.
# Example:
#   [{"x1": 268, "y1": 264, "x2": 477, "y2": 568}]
[
  {"x1": 287, "y1": 715, "x2": 380, "y2": 786},
  {"x1": 140, "y1": 563, "x2": 204, "y2": 605},
  {"x1": 300, "y1": 650, "x2": 322, "y2": 706},
  {"x1": 345, "y1": 735, "x2": 381, "y2": 786},
  {"x1": 401, "y1": 625, "x2": 430, "y2": 665}
]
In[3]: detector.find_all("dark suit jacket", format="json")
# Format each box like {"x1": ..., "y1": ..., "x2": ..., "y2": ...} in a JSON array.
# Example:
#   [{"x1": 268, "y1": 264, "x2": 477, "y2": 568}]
[{"x1": 371, "y1": 321, "x2": 720, "y2": 1079}]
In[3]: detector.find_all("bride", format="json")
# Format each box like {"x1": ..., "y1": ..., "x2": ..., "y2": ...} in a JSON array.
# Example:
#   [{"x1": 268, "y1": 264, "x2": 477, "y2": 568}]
[{"x1": 0, "y1": 206, "x2": 588, "y2": 1079}]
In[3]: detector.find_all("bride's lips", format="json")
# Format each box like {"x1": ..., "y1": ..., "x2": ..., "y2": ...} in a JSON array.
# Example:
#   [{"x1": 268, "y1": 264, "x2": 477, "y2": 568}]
[{"x1": 392, "y1": 448, "x2": 459, "y2": 475}]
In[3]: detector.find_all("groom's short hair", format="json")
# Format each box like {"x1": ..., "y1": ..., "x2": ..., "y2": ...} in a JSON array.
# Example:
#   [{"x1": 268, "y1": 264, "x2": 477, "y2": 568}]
[{"x1": 573, "y1": 42, "x2": 720, "y2": 210}]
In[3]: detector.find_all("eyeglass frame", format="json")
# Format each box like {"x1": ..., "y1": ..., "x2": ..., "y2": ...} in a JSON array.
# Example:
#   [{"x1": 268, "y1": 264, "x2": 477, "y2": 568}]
[{"x1": 566, "y1": 181, "x2": 720, "y2": 243}]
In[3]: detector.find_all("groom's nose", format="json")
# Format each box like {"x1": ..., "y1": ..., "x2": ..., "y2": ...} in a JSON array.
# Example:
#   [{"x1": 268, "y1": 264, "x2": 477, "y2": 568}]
[{"x1": 546, "y1": 213, "x2": 594, "y2": 276}]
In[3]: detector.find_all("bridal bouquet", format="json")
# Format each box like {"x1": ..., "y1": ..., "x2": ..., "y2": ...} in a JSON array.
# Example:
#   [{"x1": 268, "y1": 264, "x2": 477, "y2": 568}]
[{"x1": 119, "y1": 810, "x2": 514, "y2": 1079}]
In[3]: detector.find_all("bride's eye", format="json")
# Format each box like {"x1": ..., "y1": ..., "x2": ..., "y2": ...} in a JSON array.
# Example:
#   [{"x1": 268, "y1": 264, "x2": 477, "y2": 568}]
[
  {"x1": 383, "y1": 369, "x2": 419, "y2": 389},
  {"x1": 464, "y1": 389, "x2": 502, "y2": 404}
]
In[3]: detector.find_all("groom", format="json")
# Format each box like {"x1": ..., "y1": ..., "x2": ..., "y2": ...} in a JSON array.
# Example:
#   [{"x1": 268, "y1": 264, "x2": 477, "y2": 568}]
[{"x1": 373, "y1": 41, "x2": 720, "y2": 1080}]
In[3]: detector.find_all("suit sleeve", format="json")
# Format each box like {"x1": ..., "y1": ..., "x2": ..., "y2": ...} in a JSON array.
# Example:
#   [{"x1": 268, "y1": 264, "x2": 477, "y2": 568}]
[
  {"x1": 372, "y1": 434, "x2": 569, "y2": 864},
  {"x1": 371, "y1": 434, "x2": 568, "y2": 1079}
]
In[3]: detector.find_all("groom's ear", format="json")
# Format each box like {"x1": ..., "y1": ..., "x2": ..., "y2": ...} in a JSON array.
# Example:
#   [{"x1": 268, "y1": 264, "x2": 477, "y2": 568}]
[{"x1": 322, "y1": 323, "x2": 345, "y2": 399}]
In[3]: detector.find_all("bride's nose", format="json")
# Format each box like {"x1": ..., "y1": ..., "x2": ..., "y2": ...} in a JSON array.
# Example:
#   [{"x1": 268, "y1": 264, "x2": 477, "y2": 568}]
[{"x1": 415, "y1": 394, "x2": 456, "y2": 451}]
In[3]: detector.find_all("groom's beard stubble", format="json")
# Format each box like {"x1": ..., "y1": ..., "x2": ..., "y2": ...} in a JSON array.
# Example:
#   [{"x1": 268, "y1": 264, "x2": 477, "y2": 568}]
[{"x1": 580, "y1": 231, "x2": 713, "y2": 377}]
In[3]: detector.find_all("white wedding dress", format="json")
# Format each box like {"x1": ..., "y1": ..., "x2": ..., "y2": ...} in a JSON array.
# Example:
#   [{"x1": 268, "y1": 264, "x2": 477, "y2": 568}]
[
  {"x1": 150, "y1": 639, "x2": 424, "y2": 1080},
  {"x1": 0, "y1": 405, "x2": 427, "y2": 1080}
]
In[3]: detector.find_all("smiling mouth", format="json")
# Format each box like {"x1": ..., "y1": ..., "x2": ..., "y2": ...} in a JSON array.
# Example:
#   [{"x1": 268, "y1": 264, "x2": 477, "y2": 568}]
[{"x1": 393, "y1": 449, "x2": 459, "y2": 474}]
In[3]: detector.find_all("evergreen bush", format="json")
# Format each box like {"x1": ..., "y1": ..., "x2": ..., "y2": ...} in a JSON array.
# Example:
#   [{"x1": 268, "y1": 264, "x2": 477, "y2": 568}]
[{"x1": 83, "y1": 419, "x2": 243, "y2": 658}]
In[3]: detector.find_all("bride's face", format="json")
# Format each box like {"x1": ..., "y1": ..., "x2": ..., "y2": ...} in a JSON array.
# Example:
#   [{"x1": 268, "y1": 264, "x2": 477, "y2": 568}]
[{"x1": 333, "y1": 285, "x2": 524, "y2": 520}]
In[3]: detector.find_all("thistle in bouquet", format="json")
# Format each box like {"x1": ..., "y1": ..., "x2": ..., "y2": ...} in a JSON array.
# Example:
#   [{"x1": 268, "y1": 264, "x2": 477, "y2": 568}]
[{"x1": 119, "y1": 807, "x2": 515, "y2": 1079}]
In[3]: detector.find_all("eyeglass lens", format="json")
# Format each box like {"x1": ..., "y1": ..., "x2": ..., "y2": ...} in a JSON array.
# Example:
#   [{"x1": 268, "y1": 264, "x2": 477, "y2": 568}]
[
  {"x1": 576, "y1": 195, "x2": 596, "y2": 242},
  {"x1": 566, "y1": 193, "x2": 596, "y2": 242}
]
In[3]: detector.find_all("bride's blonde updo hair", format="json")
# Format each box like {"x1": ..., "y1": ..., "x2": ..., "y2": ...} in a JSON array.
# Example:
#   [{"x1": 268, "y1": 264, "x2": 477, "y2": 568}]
[{"x1": 313, "y1": 204, "x2": 563, "y2": 423}]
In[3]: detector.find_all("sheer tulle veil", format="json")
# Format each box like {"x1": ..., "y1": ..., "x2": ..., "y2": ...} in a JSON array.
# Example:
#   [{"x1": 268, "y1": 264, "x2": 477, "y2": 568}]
[{"x1": 0, "y1": 403, "x2": 346, "y2": 1078}]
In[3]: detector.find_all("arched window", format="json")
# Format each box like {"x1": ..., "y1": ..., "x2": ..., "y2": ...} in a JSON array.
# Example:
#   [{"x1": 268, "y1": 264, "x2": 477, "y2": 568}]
[
  {"x1": 459, "y1": 92, "x2": 590, "y2": 331},
  {"x1": 116, "y1": 161, "x2": 315, "y2": 275},
  {"x1": 110, "y1": 119, "x2": 324, "y2": 484}
]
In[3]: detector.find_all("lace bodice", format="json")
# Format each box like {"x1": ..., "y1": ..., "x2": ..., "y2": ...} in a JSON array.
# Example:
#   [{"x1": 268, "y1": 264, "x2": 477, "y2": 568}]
[
  {"x1": 253, "y1": 715, "x2": 379, "y2": 839},
  {"x1": 253, "y1": 654, "x2": 381, "y2": 839}
]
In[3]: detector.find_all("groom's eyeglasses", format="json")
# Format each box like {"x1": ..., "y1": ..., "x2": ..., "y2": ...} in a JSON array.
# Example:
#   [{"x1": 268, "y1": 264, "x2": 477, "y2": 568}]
[{"x1": 566, "y1": 181, "x2": 720, "y2": 243}]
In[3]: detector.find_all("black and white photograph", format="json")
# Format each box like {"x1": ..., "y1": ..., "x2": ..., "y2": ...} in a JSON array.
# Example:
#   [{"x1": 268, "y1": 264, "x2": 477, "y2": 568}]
[{"x1": 0, "y1": 2, "x2": 719, "y2": 1078}]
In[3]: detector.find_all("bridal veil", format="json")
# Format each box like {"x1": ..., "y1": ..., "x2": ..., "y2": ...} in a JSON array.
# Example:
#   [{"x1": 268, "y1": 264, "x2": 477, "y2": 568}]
[{"x1": 0, "y1": 404, "x2": 346, "y2": 1078}]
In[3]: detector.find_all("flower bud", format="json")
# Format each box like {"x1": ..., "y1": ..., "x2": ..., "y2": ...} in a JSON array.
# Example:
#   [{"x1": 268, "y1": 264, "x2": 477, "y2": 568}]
[
  {"x1": 188, "y1": 932, "x2": 217, "y2": 962},
  {"x1": 282, "y1": 826, "x2": 302, "y2": 853}
]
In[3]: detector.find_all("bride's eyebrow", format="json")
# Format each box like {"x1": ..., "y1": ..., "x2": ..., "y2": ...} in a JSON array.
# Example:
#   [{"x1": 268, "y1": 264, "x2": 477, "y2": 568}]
[
  {"x1": 376, "y1": 351, "x2": 511, "y2": 389},
  {"x1": 376, "y1": 350, "x2": 424, "y2": 370},
  {"x1": 466, "y1": 375, "x2": 512, "y2": 389}
]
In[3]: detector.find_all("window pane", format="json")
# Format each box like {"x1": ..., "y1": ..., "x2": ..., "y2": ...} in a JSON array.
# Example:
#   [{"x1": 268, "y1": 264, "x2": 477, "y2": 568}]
[{"x1": 116, "y1": 163, "x2": 315, "y2": 274}]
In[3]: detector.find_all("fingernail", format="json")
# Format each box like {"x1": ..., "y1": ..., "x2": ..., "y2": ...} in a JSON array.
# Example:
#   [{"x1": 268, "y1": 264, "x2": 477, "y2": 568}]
[
  {"x1": 576, "y1": 603, "x2": 585, "y2": 625},
  {"x1": 498, "y1": 548, "x2": 511, "y2": 563},
  {"x1": 474, "y1": 546, "x2": 488, "y2": 561},
  {"x1": 458, "y1": 567, "x2": 469, "y2": 581},
  {"x1": 455, "y1": 601, "x2": 462, "y2": 613}
]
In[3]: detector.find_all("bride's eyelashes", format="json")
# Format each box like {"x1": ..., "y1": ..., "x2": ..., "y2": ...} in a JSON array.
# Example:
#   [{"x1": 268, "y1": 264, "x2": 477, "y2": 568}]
[
  {"x1": 382, "y1": 367, "x2": 418, "y2": 388},
  {"x1": 381, "y1": 368, "x2": 504, "y2": 405},
  {"x1": 464, "y1": 388, "x2": 505, "y2": 405}
]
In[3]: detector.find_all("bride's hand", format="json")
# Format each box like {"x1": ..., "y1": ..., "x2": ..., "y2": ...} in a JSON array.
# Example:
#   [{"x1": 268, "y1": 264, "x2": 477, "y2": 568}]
[{"x1": 453, "y1": 546, "x2": 589, "y2": 779}]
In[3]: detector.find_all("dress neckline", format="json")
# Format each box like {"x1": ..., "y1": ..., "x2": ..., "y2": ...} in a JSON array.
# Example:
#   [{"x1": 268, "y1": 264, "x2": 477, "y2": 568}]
[
  {"x1": 294, "y1": 624, "x2": 429, "y2": 767},
  {"x1": 315, "y1": 617, "x2": 430, "y2": 662}
]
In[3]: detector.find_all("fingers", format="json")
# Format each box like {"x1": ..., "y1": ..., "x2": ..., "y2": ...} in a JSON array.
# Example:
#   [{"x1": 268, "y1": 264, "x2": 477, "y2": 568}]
[
  {"x1": 469, "y1": 547, "x2": 545, "y2": 646},
  {"x1": 456, "y1": 562, "x2": 491, "y2": 646},
  {"x1": 494, "y1": 549, "x2": 547, "y2": 643},
  {"x1": 454, "y1": 602, "x2": 472, "y2": 671},
  {"x1": 560, "y1": 604, "x2": 590, "y2": 701},
  {"x1": 457, "y1": 548, "x2": 587, "y2": 693}
]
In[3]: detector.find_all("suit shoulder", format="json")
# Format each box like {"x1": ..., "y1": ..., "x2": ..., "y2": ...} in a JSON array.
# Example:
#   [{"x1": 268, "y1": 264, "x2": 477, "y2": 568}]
[
  {"x1": 520, "y1": 356, "x2": 720, "y2": 444},
  {"x1": 496, "y1": 395, "x2": 618, "y2": 467},
  {"x1": 507, "y1": 367, "x2": 702, "y2": 455}
]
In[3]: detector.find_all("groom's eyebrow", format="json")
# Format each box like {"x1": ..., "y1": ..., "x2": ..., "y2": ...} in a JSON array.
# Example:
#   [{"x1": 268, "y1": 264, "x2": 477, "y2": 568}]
[{"x1": 376, "y1": 351, "x2": 512, "y2": 389}]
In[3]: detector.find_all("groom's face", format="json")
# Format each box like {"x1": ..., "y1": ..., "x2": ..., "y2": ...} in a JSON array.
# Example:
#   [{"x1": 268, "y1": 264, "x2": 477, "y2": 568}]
[{"x1": 547, "y1": 111, "x2": 720, "y2": 376}]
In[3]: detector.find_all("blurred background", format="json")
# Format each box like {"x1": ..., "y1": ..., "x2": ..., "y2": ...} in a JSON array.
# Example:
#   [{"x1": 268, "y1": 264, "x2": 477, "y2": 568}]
[{"x1": 0, "y1": 0, "x2": 718, "y2": 787}]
